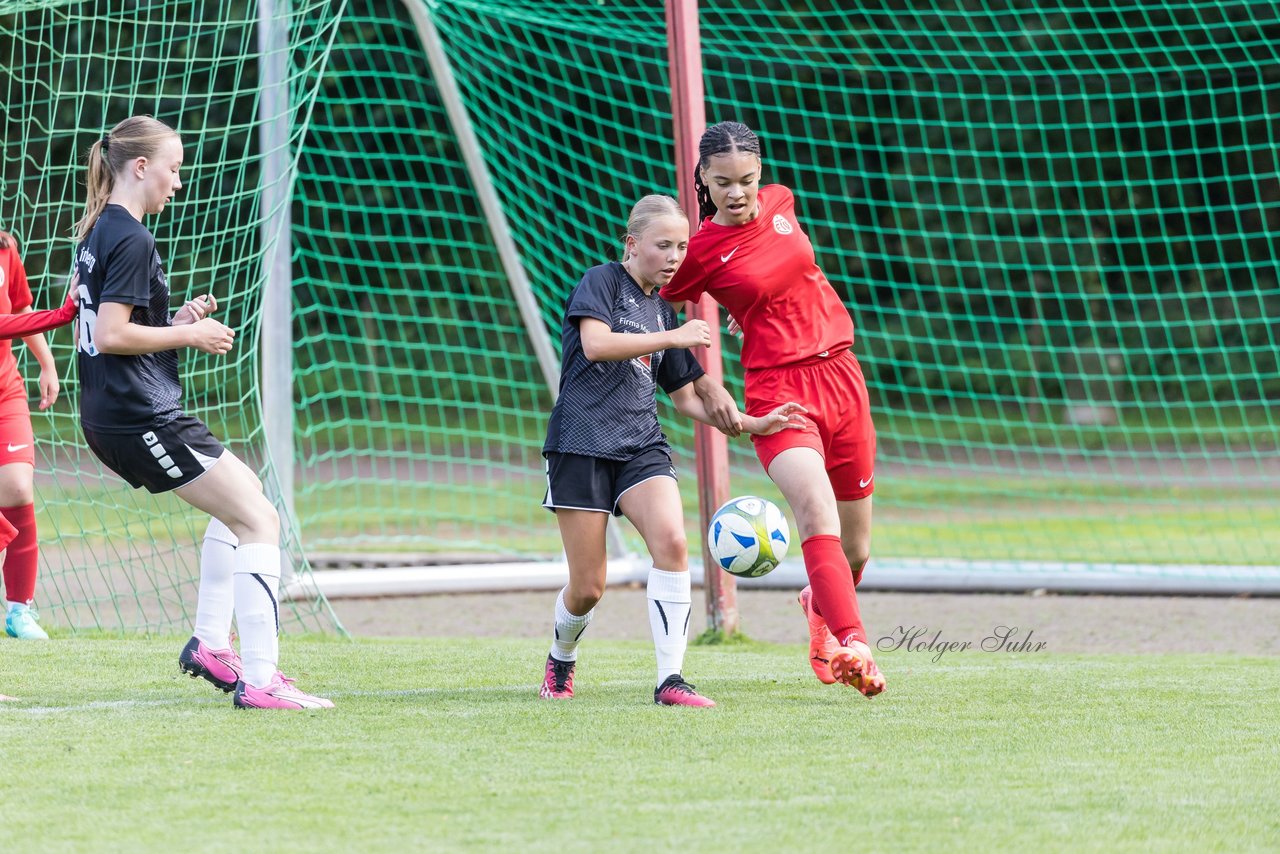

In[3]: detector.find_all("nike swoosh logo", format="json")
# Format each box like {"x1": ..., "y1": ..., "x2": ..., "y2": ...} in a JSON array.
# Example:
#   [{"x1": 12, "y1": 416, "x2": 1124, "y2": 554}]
[
  {"x1": 859, "y1": 474, "x2": 874, "y2": 489},
  {"x1": 6, "y1": 444, "x2": 28, "y2": 453},
  {"x1": 720, "y1": 246, "x2": 740, "y2": 263},
  {"x1": 817, "y1": 350, "x2": 830, "y2": 358}
]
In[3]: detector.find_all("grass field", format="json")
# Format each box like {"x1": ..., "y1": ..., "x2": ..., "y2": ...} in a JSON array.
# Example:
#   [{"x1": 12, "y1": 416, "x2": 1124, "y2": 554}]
[{"x1": 2, "y1": 637, "x2": 1277, "y2": 851}]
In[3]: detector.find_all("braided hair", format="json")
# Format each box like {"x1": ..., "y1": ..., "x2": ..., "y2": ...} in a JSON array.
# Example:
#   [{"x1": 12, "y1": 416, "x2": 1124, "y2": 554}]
[{"x1": 693, "y1": 121, "x2": 762, "y2": 222}]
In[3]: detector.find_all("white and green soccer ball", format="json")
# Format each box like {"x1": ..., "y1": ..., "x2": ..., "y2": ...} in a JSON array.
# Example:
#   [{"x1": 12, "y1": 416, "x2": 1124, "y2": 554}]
[{"x1": 707, "y1": 495, "x2": 790, "y2": 578}]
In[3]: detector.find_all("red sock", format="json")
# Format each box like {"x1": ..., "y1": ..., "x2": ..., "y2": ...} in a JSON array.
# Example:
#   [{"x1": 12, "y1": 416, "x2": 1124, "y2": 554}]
[
  {"x1": 801, "y1": 534, "x2": 866, "y2": 646},
  {"x1": 0, "y1": 512, "x2": 15, "y2": 554},
  {"x1": 1, "y1": 504, "x2": 37, "y2": 604}
]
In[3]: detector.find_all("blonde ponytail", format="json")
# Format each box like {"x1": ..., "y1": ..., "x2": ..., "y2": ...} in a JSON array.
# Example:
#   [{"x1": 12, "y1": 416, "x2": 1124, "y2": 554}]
[{"x1": 74, "y1": 115, "x2": 179, "y2": 242}]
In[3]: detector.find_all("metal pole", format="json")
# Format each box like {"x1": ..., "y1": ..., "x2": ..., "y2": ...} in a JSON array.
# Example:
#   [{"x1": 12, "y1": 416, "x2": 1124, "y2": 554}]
[
  {"x1": 402, "y1": 2, "x2": 632, "y2": 558},
  {"x1": 258, "y1": 0, "x2": 295, "y2": 523},
  {"x1": 667, "y1": 0, "x2": 737, "y2": 635}
]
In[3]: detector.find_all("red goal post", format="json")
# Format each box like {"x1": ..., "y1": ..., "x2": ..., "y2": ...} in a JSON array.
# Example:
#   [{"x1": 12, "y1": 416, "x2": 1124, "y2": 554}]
[{"x1": 666, "y1": 0, "x2": 738, "y2": 637}]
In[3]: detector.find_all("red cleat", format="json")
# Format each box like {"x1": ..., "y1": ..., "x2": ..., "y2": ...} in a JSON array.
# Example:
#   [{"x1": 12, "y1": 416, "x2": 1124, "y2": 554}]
[
  {"x1": 540, "y1": 655, "x2": 575, "y2": 699},
  {"x1": 829, "y1": 641, "x2": 886, "y2": 698},
  {"x1": 797, "y1": 586, "x2": 839, "y2": 685}
]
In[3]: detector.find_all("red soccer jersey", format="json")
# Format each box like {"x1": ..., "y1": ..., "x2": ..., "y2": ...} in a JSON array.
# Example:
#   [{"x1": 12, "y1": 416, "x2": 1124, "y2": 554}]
[
  {"x1": 662, "y1": 184, "x2": 854, "y2": 369},
  {"x1": 0, "y1": 241, "x2": 34, "y2": 398}
]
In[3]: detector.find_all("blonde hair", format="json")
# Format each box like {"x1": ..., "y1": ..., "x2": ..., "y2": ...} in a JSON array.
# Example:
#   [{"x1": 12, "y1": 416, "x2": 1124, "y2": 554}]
[
  {"x1": 621, "y1": 194, "x2": 687, "y2": 261},
  {"x1": 74, "y1": 116, "x2": 180, "y2": 242}
]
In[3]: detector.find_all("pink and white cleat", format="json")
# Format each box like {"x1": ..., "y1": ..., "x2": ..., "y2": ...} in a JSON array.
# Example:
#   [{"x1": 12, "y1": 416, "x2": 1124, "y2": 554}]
[
  {"x1": 540, "y1": 655, "x2": 575, "y2": 699},
  {"x1": 233, "y1": 672, "x2": 334, "y2": 710},
  {"x1": 654, "y1": 674, "x2": 715, "y2": 707},
  {"x1": 179, "y1": 636, "x2": 243, "y2": 693}
]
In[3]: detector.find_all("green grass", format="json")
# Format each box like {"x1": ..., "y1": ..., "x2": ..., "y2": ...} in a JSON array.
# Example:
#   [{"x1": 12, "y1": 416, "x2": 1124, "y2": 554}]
[{"x1": 1, "y1": 638, "x2": 1277, "y2": 851}]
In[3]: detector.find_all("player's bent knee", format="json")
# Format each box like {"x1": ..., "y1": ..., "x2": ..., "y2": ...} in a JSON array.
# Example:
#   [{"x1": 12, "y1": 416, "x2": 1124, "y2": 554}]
[
  {"x1": 650, "y1": 533, "x2": 689, "y2": 571},
  {"x1": 224, "y1": 495, "x2": 281, "y2": 545},
  {"x1": 785, "y1": 492, "x2": 839, "y2": 534},
  {"x1": 253, "y1": 507, "x2": 281, "y2": 541}
]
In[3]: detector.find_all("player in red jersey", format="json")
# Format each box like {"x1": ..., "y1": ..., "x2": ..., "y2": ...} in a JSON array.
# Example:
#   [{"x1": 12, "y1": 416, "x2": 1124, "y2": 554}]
[
  {"x1": 0, "y1": 230, "x2": 81, "y2": 639},
  {"x1": 662, "y1": 121, "x2": 886, "y2": 697}
]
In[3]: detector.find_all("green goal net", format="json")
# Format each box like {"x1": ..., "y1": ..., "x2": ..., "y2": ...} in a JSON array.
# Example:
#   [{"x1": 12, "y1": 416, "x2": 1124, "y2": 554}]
[
  {"x1": 291, "y1": 1, "x2": 557, "y2": 557},
  {"x1": 0, "y1": 0, "x2": 345, "y2": 632},
  {"x1": 423, "y1": 0, "x2": 1280, "y2": 577}
]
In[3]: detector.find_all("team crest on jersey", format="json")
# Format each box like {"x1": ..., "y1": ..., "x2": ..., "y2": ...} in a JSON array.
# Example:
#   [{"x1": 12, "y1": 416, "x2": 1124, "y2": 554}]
[
  {"x1": 772, "y1": 214, "x2": 793, "y2": 235},
  {"x1": 631, "y1": 353, "x2": 653, "y2": 377}
]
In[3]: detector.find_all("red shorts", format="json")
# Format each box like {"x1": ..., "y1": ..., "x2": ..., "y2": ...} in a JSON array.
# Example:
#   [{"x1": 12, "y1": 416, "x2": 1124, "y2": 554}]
[
  {"x1": 745, "y1": 349, "x2": 876, "y2": 501},
  {"x1": 0, "y1": 389, "x2": 35, "y2": 467}
]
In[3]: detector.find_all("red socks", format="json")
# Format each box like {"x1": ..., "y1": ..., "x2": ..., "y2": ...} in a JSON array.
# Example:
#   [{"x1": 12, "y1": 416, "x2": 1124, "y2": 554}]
[
  {"x1": 0, "y1": 512, "x2": 15, "y2": 554},
  {"x1": 800, "y1": 534, "x2": 867, "y2": 646},
  {"x1": 1, "y1": 504, "x2": 37, "y2": 604}
]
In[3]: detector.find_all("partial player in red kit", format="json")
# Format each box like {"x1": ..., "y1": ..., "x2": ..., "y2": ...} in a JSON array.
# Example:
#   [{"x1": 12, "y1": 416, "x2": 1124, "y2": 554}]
[
  {"x1": 0, "y1": 229, "x2": 79, "y2": 639},
  {"x1": 663, "y1": 121, "x2": 885, "y2": 697}
]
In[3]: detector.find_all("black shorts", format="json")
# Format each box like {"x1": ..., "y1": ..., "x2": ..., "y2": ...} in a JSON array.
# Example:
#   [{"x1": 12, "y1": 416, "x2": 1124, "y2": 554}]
[
  {"x1": 543, "y1": 447, "x2": 676, "y2": 517},
  {"x1": 83, "y1": 414, "x2": 226, "y2": 494}
]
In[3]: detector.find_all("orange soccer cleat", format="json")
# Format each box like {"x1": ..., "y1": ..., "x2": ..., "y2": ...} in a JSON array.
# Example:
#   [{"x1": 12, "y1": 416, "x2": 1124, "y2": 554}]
[
  {"x1": 797, "y1": 585, "x2": 840, "y2": 685},
  {"x1": 829, "y1": 640, "x2": 886, "y2": 698}
]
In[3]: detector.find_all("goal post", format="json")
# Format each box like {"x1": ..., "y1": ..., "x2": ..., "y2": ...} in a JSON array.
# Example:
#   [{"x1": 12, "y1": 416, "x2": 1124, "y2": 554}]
[{"x1": 666, "y1": 0, "x2": 739, "y2": 637}]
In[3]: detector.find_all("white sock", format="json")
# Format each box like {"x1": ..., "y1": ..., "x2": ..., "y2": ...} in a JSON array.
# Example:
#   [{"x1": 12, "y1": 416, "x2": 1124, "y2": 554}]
[
  {"x1": 233, "y1": 543, "x2": 282, "y2": 688},
  {"x1": 550, "y1": 587, "x2": 592, "y2": 662},
  {"x1": 193, "y1": 517, "x2": 237, "y2": 650},
  {"x1": 647, "y1": 567, "x2": 692, "y2": 685}
]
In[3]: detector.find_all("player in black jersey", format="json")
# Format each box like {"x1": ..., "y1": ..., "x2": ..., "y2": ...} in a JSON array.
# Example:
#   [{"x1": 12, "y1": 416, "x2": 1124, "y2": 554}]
[
  {"x1": 73, "y1": 116, "x2": 330, "y2": 709},
  {"x1": 539, "y1": 195, "x2": 805, "y2": 706}
]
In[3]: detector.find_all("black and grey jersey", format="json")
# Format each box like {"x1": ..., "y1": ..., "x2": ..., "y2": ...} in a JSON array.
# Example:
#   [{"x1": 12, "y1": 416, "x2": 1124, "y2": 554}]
[
  {"x1": 74, "y1": 204, "x2": 183, "y2": 433},
  {"x1": 543, "y1": 262, "x2": 704, "y2": 461}
]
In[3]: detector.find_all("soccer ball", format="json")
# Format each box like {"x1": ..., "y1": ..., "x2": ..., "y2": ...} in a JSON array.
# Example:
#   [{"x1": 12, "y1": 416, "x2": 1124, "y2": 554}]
[{"x1": 706, "y1": 495, "x2": 790, "y2": 578}]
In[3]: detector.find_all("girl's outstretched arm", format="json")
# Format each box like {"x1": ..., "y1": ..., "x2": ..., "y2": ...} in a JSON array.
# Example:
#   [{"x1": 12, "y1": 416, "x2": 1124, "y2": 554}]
[{"x1": 0, "y1": 294, "x2": 77, "y2": 341}]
